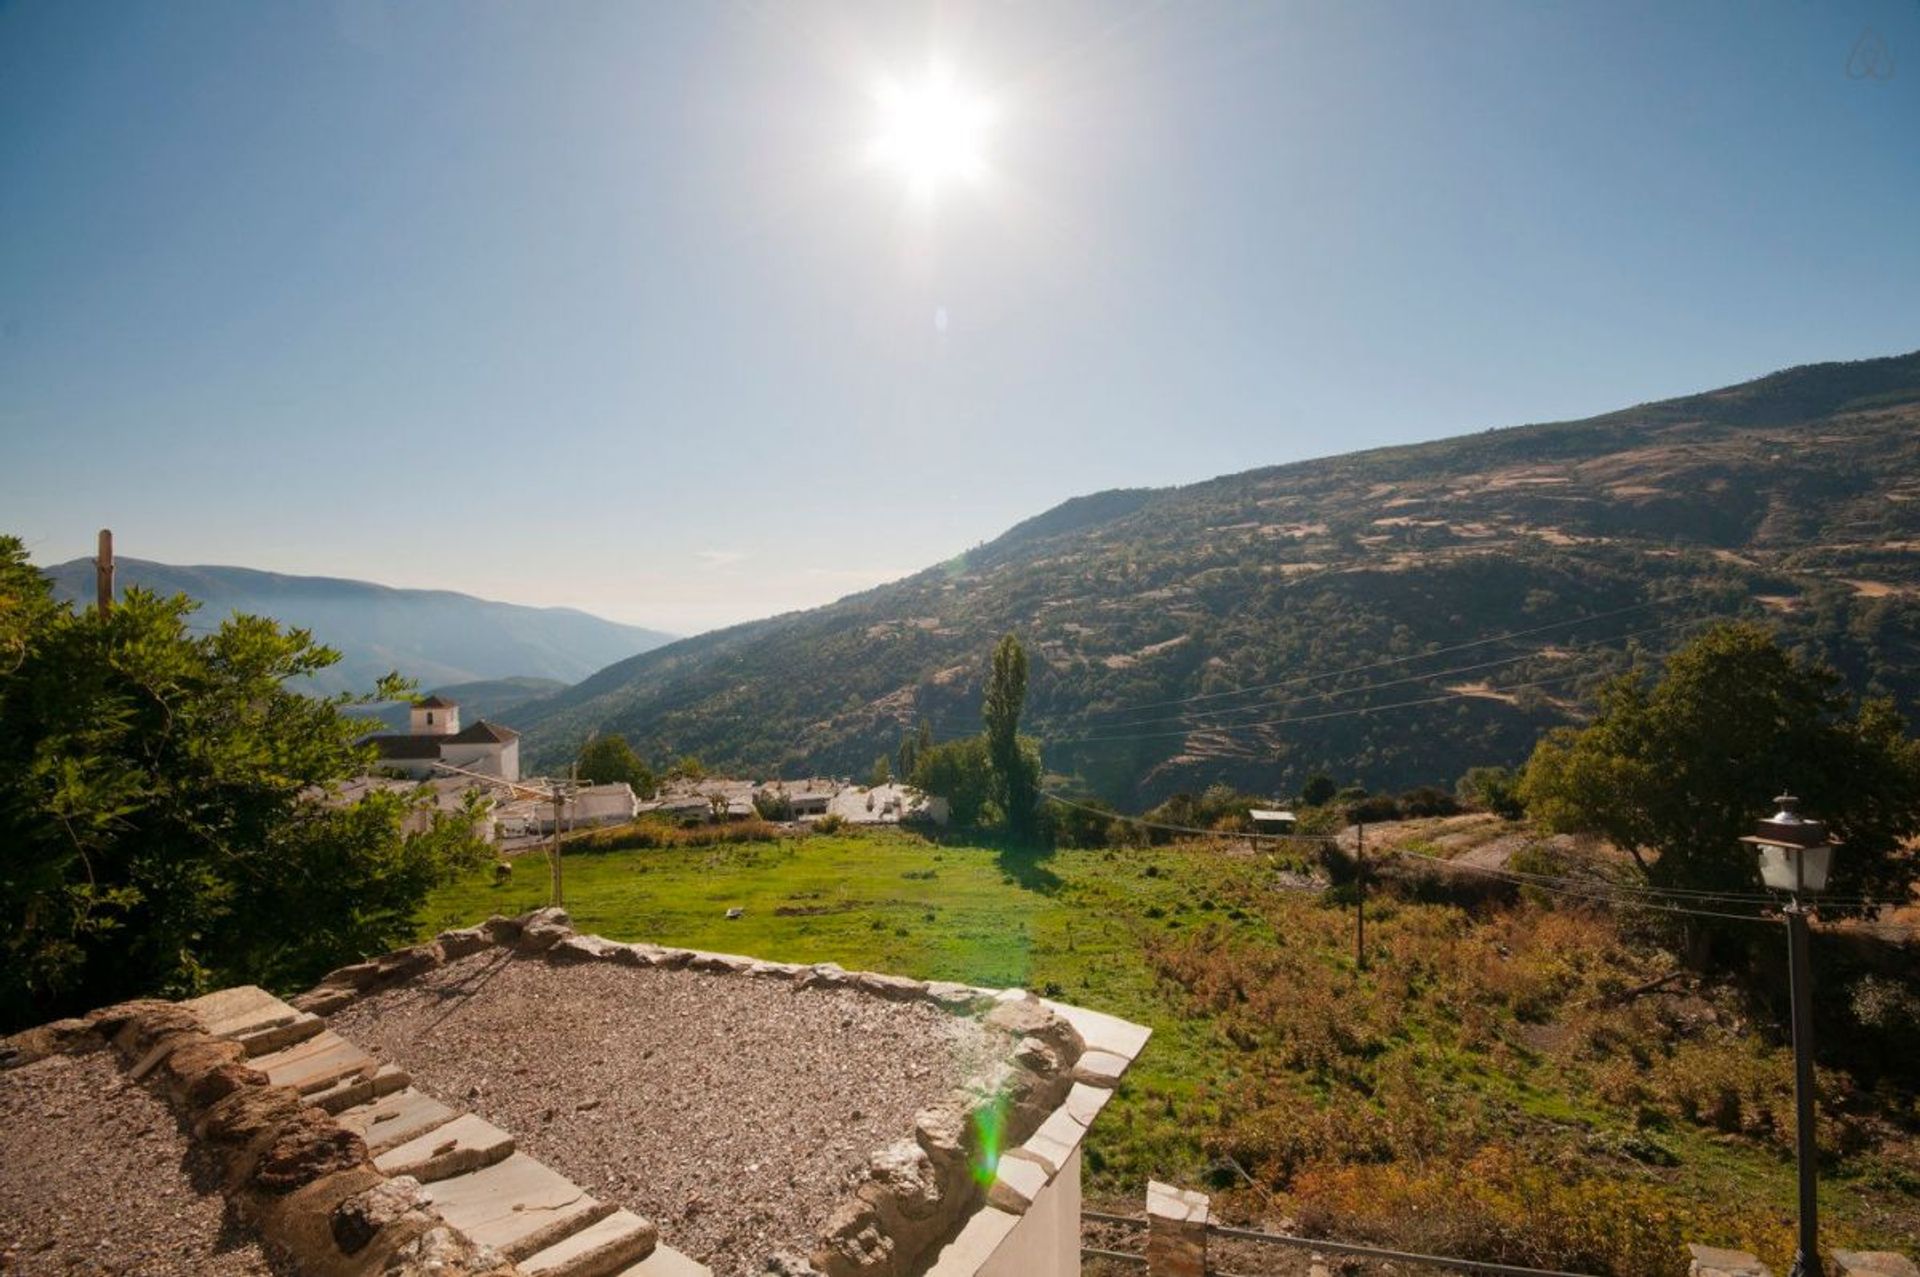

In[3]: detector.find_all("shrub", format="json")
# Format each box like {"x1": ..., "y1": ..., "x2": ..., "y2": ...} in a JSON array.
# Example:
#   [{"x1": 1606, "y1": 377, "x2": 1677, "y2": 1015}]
[
  {"x1": 571, "y1": 818, "x2": 784, "y2": 853},
  {"x1": 1457, "y1": 764, "x2": 1526, "y2": 819},
  {"x1": 1345, "y1": 793, "x2": 1402, "y2": 823},
  {"x1": 1052, "y1": 796, "x2": 1118, "y2": 848},
  {"x1": 1398, "y1": 785, "x2": 1461, "y2": 818}
]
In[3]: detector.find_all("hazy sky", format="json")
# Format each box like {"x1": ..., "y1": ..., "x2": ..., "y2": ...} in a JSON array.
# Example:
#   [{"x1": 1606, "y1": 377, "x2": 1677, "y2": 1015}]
[{"x1": 3, "y1": 1, "x2": 1916, "y2": 635}]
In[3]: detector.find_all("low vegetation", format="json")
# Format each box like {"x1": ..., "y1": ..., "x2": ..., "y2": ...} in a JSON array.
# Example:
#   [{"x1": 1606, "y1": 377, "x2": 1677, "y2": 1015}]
[{"x1": 420, "y1": 827, "x2": 1920, "y2": 1275}]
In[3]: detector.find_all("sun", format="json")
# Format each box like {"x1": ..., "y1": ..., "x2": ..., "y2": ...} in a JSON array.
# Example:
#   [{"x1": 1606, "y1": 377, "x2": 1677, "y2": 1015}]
[{"x1": 869, "y1": 65, "x2": 993, "y2": 199}]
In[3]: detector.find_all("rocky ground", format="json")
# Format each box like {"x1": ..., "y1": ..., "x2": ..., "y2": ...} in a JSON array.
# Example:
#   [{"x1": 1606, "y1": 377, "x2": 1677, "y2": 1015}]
[
  {"x1": 0, "y1": 1050, "x2": 288, "y2": 1276},
  {"x1": 331, "y1": 949, "x2": 998, "y2": 1276}
]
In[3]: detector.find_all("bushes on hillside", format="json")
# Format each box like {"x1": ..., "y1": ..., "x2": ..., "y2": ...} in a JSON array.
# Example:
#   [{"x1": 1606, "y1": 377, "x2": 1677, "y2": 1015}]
[
  {"x1": 1456, "y1": 764, "x2": 1526, "y2": 819},
  {"x1": 569, "y1": 818, "x2": 785, "y2": 853}
]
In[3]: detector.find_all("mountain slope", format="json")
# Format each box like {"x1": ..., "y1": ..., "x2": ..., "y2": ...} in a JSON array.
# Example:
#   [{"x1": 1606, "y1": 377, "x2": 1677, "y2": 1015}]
[
  {"x1": 514, "y1": 351, "x2": 1920, "y2": 803},
  {"x1": 43, "y1": 560, "x2": 672, "y2": 696},
  {"x1": 361, "y1": 676, "x2": 568, "y2": 732}
]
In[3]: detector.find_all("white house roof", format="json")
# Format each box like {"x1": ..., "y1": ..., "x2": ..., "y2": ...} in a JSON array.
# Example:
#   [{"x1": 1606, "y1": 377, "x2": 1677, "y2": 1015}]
[{"x1": 1249, "y1": 808, "x2": 1297, "y2": 823}]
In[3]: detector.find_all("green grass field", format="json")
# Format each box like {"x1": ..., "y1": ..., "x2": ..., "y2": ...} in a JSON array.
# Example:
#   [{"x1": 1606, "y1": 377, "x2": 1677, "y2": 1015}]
[{"x1": 417, "y1": 828, "x2": 1920, "y2": 1274}]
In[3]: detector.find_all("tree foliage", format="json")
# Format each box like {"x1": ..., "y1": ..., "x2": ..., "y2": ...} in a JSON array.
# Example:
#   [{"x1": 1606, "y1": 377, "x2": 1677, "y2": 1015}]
[
  {"x1": 1299, "y1": 773, "x2": 1338, "y2": 808},
  {"x1": 1457, "y1": 765, "x2": 1526, "y2": 820},
  {"x1": 0, "y1": 536, "x2": 490, "y2": 1030},
  {"x1": 911, "y1": 736, "x2": 996, "y2": 828},
  {"x1": 984, "y1": 633, "x2": 1038, "y2": 840},
  {"x1": 576, "y1": 732, "x2": 655, "y2": 796},
  {"x1": 1520, "y1": 622, "x2": 1920, "y2": 907}
]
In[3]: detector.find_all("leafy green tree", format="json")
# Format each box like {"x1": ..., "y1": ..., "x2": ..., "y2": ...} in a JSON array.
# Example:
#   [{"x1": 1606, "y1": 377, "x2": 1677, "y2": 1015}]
[
  {"x1": 869, "y1": 755, "x2": 892, "y2": 787},
  {"x1": 0, "y1": 537, "x2": 490, "y2": 1029},
  {"x1": 1520, "y1": 622, "x2": 1920, "y2": 906},
  {"x1": 1299, "y1": 773, "x2": 1338, "y2": 807},
  {"x1": 1050, "y1": 795, "x2": 1117, "y2": 848},
  {"x1": 984, "y1": 634, "x2": 1038, "y2": 839},
  {"x1": 911, "y1": 737, "x2": 996, "y2": 828},
  {"x1": 667, "y1": 754, "x2": 706, "y2": 781},
  {"x1": 895, "y1": 732, "x2": 917, "y2": 783},
  {"x1": 576, "y1": 732, "x2": 655, "y2": 796},
  {"x1": 1457, "y1": 765, "x2": 1525, "y2": 820}
]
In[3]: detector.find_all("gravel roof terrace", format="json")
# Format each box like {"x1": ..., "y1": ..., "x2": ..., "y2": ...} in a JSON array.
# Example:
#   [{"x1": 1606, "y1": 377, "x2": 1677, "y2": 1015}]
[{"x1": 330, "y1": 943, "x2": 1002, "y2": 1276}]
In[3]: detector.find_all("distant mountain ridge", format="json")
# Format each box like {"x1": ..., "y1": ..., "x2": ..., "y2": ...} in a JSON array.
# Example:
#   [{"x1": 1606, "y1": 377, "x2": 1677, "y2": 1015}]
[
  {"x1": 510, "y1": 349, "x2": 1920, "y2": 805},
  {"x1": 42, "y1": 559, "x2": 672, "y2": 696}
]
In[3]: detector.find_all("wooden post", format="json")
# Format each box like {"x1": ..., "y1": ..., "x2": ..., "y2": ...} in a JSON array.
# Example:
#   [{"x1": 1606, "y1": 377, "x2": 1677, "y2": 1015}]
[
  {"x1": 94, "y1": 529, "x2": 114, "y2": 617},
  {"x1": 549, "y1": 788, "x2": 565, "y2": 908}
]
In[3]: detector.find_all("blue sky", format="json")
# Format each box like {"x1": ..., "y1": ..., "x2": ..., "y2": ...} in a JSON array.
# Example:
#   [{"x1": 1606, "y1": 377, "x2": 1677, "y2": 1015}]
[{"x1": 2, "y1": 1, "x2": 1915, "y2": 634}]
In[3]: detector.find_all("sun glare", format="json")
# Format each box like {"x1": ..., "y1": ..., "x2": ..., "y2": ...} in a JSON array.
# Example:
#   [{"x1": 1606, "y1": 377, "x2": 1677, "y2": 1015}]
[{"x1": 870, "y1": 65, "x2": 993, "y2": 199}]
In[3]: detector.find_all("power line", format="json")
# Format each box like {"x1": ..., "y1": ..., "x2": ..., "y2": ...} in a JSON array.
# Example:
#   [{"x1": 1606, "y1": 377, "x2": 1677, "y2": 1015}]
[
  {"x1": 1080, "y1": 598, "x2": 1674, "y2": 718},
  {"x1": 1051, "y1": 668, "x2": 1599, "y2": 746},
  {"x1": 1038, "y1": 789, "x2": 1857, "y2": 920},
  {"x1": 1039, "y1": 788, "x2": 1334, "y2": 844},
  {"x1": 1079, "y1": 615, "x2": 1709, "y2": 732},
  {"x1": 1388, "y1": 848, "x2": 1784, "y2": 925},
  {"x1": 1391, "y1": 848, "x2": 1877, "y2": 908}
]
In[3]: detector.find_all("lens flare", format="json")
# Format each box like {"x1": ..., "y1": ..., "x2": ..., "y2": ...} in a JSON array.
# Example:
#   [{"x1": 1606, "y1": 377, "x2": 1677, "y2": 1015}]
[{"x1": 968, "y1": 1093, "x2": 1007, "y2": 1185}]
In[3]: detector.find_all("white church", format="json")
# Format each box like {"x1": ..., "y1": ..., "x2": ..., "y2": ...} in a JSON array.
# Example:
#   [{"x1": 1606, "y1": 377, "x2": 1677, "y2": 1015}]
[{"x1": 363, "y1": 695, "x2": 521, "y2": 781}]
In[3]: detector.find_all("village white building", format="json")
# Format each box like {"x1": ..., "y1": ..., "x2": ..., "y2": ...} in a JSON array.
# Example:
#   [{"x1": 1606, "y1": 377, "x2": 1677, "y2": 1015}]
[
  {"x1": 363, "y1": 696, "x2": 521, "y2": 782},
  {"x1": 498, "y1": 782, "x2": 640, "y2": 837}
]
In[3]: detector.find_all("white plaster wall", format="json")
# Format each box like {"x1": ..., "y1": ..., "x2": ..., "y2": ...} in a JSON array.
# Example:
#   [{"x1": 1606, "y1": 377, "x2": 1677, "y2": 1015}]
[
  {"x1": 979, "y1": 1149, "x2": 1081, "y2": 1277},
  {"x1": 440, "y1": 740, "x2": 517, "y2": 780}
]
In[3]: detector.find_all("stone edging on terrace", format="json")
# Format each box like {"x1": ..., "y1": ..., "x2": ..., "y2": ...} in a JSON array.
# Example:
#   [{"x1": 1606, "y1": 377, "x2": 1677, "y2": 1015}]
[
  {"x1": 294, "y1": 907, "x2": 1149, "y2": 1277},
  {"x1": 1, "y1": 997, "x2": 515, "y2": 1277}
]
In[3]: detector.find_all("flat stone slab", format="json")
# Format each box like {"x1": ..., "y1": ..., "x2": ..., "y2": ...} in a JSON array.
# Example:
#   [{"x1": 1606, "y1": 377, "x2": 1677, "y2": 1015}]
[
  {"x1": 337, "y1": 1087, "x2": 461, "y2": 1154},
  {"x1": 1063, "y1": 1081, "x2": 1115, "y2": 1127},
  {"x1": 233, "y1": 1012, "x2": 325, "y2": 1057},
  {"x1": 184, "y1": 986, "x2": 302, "y2": 1039},
  {"x1": 1070, "y1": 1049, "x2": 1129, "y2": 1088},
  {"x1": 374, "y1": 1112, "x2": 515, "y2": 1183},
  {"x1": 613, "y1": 1244, "x2": 709, "y2": 1277},
  {"x1": 1043, "y1": 999, "x2": 1153, "y2": 1061},
  {"x1": 1835, "y1": 1253, "x2": 1920, "y2": 1277},
  {"x1": 1008, "y1": 1107, "x2": 1084, "y2": 1176},
  {"x1": 986, "y1": 1152, "x2": 1047, "y2": 1214},
  {"x1": 1687, "y1": 1245, "x2": 1771, "y2": 1276},
  {"x1": 310, "y1": 1062, "x2": 410, "y2": 1113},
  {"x1": 1147, "y1": 1179, "x2": 1211, "y2": 1227},
  {"x1": 520, "y1": 1207, "x2": 657, "y2": 1277},
  {"x1": 424, "y1": 1152, "x2": 610, "y2": 1260},
  {"x1": 253, "y1": 1029, "x2": 379, "y2": 1094}
]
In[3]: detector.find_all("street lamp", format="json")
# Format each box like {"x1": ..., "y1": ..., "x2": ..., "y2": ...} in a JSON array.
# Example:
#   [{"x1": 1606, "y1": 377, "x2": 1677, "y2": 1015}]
[{"x1": 1741, "y1": 794, "x2": 1839, "y2": 1277}]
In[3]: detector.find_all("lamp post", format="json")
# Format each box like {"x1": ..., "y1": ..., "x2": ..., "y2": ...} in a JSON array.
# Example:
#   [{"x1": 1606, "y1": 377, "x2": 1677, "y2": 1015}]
[{"x1": 1741, "y1": 794, "x2": 1839, "y2": 1277}]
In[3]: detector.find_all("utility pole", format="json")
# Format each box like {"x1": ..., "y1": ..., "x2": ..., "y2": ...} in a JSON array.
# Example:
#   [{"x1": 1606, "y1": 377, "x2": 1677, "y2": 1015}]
[
  {"x1": 1355, "y1": 819, "x2": 1367, "y2": 972},
  {"x1": 427, "y1": 759, "x2": 570, "y2": 909},
  {"x1": 95, "y1": 529, "x2": 114, "y2": 618},
  {"x1": 1785, "y1": 898, "x2": 1819, "y2": 1277},
  {"x1": 549, "y1": 784, "x2": 565, "y2": 908}
]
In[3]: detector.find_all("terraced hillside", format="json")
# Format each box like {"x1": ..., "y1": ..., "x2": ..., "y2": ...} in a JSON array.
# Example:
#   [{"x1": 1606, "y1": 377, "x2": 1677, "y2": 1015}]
[{"x1": 517, "y1": 350, "x2": 1920, "y2": 803}]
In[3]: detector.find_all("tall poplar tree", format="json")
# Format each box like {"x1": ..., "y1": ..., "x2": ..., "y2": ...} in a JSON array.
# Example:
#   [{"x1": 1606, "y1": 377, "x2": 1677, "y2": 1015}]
[{"x1": 983, "y1": 634, "x2": 1037, "y2": 840}]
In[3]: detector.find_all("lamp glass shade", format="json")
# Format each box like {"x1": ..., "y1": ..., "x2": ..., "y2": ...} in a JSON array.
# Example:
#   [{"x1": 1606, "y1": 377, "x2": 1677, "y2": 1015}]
[{"x1": 1754, "y1": 841, "x2": 1834, "y2": 895}]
